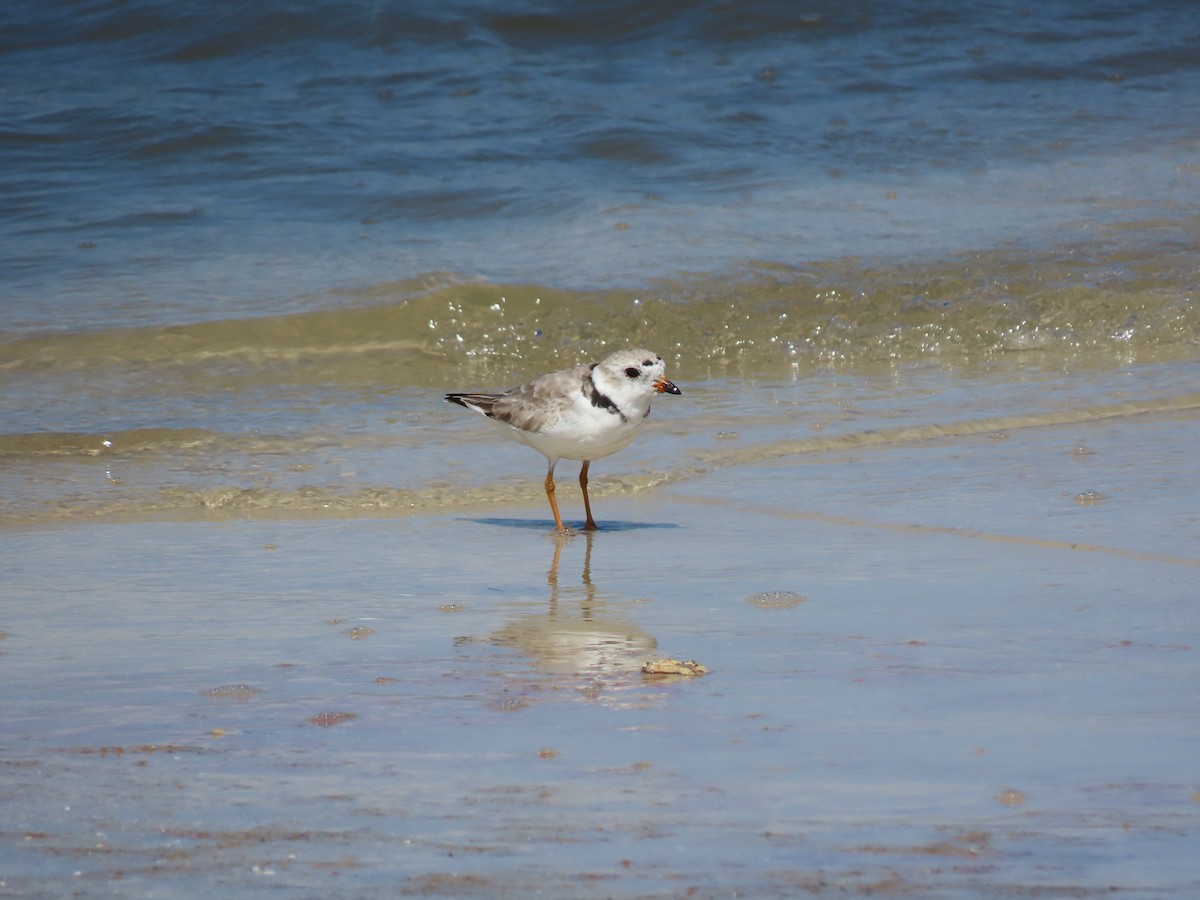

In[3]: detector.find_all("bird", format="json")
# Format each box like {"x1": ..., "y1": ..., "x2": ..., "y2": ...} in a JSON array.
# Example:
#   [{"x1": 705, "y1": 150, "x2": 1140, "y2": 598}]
[{"x1": 445, "y1": 348, "x2": 681, "y2": 533}]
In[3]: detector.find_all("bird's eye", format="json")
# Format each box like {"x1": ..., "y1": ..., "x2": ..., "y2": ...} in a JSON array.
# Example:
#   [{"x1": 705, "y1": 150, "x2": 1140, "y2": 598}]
[{"x1": 624, "y1": 367, "x2": 640, "y2": 378}]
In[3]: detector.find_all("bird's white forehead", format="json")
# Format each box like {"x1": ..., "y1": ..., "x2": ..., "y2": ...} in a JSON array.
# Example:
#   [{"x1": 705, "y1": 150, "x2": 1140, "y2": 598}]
[{"x1": 599, "y1": 348, "x2": 663, "y2": 369}]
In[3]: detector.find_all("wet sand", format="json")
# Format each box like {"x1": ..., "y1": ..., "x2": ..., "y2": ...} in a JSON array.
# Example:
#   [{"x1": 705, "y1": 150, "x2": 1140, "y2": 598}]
[{"x1": 3, "y1": 374, "x2": 1199, "y2": 898}]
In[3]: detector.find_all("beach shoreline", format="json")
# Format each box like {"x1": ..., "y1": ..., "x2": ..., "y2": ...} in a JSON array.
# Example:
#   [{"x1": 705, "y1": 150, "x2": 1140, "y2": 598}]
[{"x1": 3, "y1": 367, "x2": 1198, "y2": 898}]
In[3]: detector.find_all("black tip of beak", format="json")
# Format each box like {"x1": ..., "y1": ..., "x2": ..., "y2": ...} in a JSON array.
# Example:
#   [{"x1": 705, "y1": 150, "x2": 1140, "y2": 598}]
[{"x1": 658, "y1": 379, "x2": 681, "y2": 395}]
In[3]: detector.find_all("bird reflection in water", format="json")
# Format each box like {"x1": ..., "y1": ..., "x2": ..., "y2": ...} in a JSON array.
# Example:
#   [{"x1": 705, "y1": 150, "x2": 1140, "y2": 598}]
[{"x1": 488, "y1": 531, "x2": 657, "y2": 682}]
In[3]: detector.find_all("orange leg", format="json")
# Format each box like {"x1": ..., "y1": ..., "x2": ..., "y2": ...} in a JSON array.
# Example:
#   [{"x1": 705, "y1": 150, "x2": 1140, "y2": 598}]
[
  {"x1": 544, "y1": 461, "x2": 569, "y2": 533},
  {"x1": 579, "y1": 460, "x2": 598, "y2": 531}
]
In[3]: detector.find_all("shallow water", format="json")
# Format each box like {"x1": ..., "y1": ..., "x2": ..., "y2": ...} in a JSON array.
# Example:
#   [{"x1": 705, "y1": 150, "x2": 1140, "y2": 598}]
[{"x1": 3, "y1": 367, "x2": 1199, "y2": 897}]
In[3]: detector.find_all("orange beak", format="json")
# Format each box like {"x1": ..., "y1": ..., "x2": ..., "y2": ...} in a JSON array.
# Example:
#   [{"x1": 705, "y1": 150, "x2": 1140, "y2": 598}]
[{"x1": 655, "y1": 377, "x2": 681, "y2": 395}]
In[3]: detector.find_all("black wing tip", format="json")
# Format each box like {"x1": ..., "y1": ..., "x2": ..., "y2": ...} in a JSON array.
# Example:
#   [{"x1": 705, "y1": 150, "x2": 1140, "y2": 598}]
[{"x1": 445, "y1": 393, "x2": 499, "y2": 418}]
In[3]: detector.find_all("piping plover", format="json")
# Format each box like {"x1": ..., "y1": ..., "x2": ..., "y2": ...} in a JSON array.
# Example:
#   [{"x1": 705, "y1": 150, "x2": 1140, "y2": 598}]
[{"x1": 445, "y1": 348, "x2": 681, "y2": 533}]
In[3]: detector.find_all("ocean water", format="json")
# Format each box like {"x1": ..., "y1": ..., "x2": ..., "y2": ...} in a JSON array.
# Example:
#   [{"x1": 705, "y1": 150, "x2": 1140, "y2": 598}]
[
  {"x1": 4, "y1": 0, "x2": 1200, "y2": 328},
  {"x1": 3, "y1": 0, "x2": 1199, "y2": 524},
  {"x1": 4, "y1": 5, "x2": 1200, "y2": 895}
]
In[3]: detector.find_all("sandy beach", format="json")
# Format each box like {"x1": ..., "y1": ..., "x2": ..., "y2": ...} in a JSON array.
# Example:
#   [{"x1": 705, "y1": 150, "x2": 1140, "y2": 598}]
[{"x1": 4, "y1": 362, "x2": 1198, "y2": 899}]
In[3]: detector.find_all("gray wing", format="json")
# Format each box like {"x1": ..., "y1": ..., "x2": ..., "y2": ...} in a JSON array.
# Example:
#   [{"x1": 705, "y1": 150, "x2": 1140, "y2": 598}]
[{"x1": 488, "y1": 364, "x2": 589, "y2": 433}]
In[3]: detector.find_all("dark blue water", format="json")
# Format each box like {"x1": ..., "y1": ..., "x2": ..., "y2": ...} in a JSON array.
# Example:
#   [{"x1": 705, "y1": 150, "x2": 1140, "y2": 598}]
[{"x1": 4, "y1": 0, "x2": 1200, "y2": 332}]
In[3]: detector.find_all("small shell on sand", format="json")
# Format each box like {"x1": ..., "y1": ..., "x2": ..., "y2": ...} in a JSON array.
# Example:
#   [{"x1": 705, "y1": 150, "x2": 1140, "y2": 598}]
[
  {"x1": 642, "y1": 658, "x2": 708, "y2": 677},
  {"x1": 746, "y1": 590, "x2": 806, "y2": 609},
  {"x1": 998, "y1": 788, "x2": 1027, "y2": 807},
  {"x1": 308, "y1": 711, "x2": 358, "y2": 727}
]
